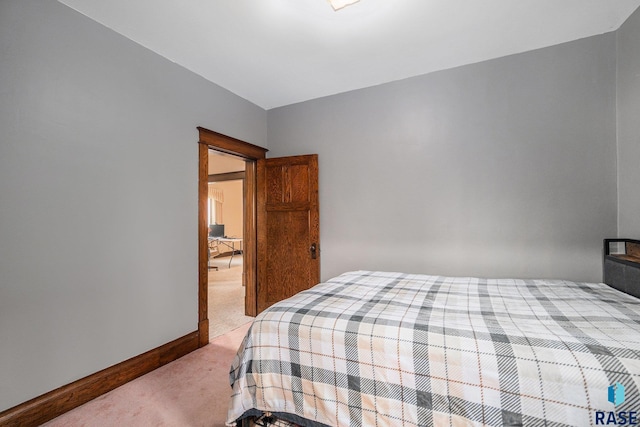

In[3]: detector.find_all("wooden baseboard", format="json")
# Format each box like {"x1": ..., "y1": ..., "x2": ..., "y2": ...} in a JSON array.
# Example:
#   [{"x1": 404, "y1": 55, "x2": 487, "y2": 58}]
[
  {"x1": 0, "y1": 330, "x2": 201, "y2": 427},
  {"x1": 199, "y1": 319, "x2": 209, "y2": 347}
]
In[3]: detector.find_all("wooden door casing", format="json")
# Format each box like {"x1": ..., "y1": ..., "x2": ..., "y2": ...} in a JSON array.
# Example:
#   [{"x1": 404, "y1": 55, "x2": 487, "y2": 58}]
[
  {"x1": 198, "y1": 127, "x2": 268, "y2": 337},
  {"x1": 257, "y1": 154, "x2": 320, "y2": 313}
]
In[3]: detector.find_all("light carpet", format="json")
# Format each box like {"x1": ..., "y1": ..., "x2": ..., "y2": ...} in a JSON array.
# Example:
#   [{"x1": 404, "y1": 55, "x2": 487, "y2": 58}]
[
  {"x1": 208, "y1": 254, "x2": 254, "y2": 339},
  {"x1": 43, "y1": 322, "x2": 251, "y2": 427}
]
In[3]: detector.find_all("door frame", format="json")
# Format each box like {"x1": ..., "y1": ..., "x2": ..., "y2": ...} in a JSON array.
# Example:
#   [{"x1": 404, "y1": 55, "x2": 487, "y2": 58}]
[{"x1": 197, "y1": 127, "x2": 267, "y2": 347}]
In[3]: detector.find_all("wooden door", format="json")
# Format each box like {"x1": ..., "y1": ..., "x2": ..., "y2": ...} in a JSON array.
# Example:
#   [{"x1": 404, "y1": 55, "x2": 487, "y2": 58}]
[{"x1": 257, "y1": 154, "x2": 320, "y2": 313}]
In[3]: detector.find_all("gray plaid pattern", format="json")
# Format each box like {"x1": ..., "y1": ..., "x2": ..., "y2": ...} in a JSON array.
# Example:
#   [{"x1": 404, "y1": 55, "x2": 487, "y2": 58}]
[{"x1": 228, "y1": 271, "x2": 640, "y2": 426}]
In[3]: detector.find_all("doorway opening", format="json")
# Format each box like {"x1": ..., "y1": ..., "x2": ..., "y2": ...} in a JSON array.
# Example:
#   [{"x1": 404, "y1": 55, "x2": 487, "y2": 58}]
[
  {"x1": 197, "y1": 127, "x2": 267, "y2": 346},
  {"x1": 207, "y1": 150, "x2": 253, "y2": 338}
]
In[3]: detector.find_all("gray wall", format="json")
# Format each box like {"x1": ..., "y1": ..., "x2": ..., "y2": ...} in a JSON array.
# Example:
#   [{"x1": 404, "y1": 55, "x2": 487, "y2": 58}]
[
  {"x1": 0, "y1": 1, "x2": 266, "y2": 411},
  {"x1": 617, "y1": 7, "x2": 640, "y2": 237},
  {"x1": 268, "y1": 34, "x2": 618, "y2": 283}
]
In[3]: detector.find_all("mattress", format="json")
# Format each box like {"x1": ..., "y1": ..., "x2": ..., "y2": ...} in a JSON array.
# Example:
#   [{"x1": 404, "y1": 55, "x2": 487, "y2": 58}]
[{"x1": 227, "y1": 270, "x2": 640, "y2": 426}]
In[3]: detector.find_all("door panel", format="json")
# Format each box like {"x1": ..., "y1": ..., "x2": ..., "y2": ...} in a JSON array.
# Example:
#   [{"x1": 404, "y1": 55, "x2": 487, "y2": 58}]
[{"x1": 257, "y1": 154, "x2": 319, "y2": 313}]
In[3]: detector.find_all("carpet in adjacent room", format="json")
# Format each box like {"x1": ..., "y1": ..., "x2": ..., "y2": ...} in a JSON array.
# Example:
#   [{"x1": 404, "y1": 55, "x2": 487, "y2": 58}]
[{"x1": 208, "y1": 253, "x2": 254, "y2": 339}]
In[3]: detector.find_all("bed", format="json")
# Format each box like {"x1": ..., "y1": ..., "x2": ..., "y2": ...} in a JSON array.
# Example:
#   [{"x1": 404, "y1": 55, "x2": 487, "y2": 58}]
[{"x1": 227, "y1": 268, "x2": 640, "y2": 426}]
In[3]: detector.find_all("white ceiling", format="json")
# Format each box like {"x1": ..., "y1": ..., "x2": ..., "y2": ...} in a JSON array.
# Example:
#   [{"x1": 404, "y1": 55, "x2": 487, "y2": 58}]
[{"x1": 58, "y1": 0, "x2": 640, "y2": 110}]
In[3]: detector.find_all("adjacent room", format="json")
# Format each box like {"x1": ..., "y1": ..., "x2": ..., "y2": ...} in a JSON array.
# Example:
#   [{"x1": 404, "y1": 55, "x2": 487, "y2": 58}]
[
  {"x1": 2, "y1": 0, "x2": 640, "y2": 426},
  {"x1": 207, "y1": 150, "x2": 253, "y2": 338}
]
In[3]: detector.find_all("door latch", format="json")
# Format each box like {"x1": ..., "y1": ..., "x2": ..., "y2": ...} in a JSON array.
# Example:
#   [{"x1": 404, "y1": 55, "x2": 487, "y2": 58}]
[{"x1": 310, "y1": 243, "x2": 317, "y2": 259}]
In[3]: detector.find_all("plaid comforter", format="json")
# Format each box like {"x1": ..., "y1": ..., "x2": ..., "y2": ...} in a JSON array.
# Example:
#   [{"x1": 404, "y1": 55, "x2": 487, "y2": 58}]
[{"x1": 227, "y1": 271, "x2": 640, "y2": 426}]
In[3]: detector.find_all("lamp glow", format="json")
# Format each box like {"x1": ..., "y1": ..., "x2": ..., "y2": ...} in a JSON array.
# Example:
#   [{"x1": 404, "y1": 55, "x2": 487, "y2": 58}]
[{"x1": 327, "y1": 0, "x2": 360, "y2": 11}]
